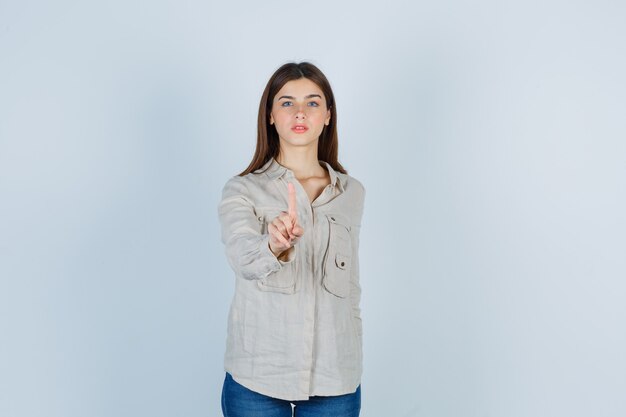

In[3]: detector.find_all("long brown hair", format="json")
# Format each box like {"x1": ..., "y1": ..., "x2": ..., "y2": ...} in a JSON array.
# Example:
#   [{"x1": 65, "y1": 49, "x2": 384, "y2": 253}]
[{"x1": 238, "y1": 62, "x2": 347, "y2": 176}]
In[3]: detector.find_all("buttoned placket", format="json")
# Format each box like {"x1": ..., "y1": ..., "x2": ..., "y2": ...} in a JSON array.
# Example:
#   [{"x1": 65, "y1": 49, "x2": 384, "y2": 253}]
[{"x1": 277, "y1": 167, "x2": 338, "y2": 396}]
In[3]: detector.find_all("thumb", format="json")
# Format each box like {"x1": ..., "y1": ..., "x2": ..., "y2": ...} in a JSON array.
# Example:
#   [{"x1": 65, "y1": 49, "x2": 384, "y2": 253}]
[{"x1": 292, "y1": 221, "x2": 304, "y2": 237}]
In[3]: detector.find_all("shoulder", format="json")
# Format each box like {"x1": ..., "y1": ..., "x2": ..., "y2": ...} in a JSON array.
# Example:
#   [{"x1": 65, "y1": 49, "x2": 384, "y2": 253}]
[
  {"x1": 338, "y1": 172, "x2": 366, "y2": 200},
  {"x1": 221, "y1": 175, "x2": 245, "y2": 195},
  {"x1": 220, "y1": 174, "x2": 255, "y2": 204},
  {"x1": 336, "y1": 172, "x2": 366, "y2": 225},
  {"x1": 221, "y1": 171, "x2": 266, "y2": 194},
  {"x1": 220, "y1": 171, "x2": 275, "y2": 211}
]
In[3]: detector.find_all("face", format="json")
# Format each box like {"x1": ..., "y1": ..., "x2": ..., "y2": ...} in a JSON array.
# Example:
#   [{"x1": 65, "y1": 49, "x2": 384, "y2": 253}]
[{"x1": 269, "y1": 78, "x2": 331, "y2": 149}]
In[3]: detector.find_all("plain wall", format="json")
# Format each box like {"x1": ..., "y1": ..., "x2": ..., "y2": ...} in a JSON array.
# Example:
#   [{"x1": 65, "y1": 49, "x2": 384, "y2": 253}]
[{"x1": 1, "y1": 1, "x2": 624, "y2": 416}]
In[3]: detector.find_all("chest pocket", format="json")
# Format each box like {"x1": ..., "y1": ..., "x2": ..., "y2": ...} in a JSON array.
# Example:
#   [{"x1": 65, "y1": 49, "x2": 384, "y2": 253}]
[
  {"x1": 322, "y1": 213, "x2": 352, "y2": 298},
  {"x1": 254, "y1": 207, "x2": 298, "y2": 294}
]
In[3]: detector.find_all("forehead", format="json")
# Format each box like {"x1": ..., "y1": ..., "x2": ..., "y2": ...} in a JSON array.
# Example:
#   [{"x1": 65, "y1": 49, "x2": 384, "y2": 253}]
[{"x1": 274, "y1": 78, "x2": 325, "y2": 100}]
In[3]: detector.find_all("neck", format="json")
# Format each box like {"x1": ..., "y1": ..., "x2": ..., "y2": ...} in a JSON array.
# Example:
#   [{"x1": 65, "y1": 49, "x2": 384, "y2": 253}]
[{"x1": 276, "y1": 145, "x2": 323, "y2": 179}]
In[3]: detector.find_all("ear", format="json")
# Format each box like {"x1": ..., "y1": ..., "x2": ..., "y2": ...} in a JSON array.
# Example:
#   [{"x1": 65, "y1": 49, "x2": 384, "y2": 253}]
[
  {"x1": 325, "y1": 108, "x2": 331, "y2": 125},
  {"x1": 269, "y1": 113, "x2": 274, "y2": 125}
]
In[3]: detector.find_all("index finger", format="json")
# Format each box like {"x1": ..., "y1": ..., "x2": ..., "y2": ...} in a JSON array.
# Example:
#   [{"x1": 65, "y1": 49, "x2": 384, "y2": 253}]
[{"x1": 287, "y1": 182, "x2": 297, "y2": 222}]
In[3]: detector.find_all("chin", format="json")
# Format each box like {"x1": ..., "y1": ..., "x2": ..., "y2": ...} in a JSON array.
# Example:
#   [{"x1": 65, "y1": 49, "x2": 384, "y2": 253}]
[{"x1": 281, "y1": 134, "x2": 318, "y2": 145}]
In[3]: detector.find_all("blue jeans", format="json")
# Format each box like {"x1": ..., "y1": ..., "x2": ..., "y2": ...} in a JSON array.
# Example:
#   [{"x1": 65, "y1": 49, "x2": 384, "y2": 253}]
[{"x1": 221, "y1": 372, "x2": 361, "y2": 417}]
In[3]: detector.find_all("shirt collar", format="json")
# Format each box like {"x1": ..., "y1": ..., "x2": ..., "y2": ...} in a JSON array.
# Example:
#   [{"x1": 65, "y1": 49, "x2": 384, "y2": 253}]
[{"x1": 256, "y1": 157, "x2": 345, "y2": 192}]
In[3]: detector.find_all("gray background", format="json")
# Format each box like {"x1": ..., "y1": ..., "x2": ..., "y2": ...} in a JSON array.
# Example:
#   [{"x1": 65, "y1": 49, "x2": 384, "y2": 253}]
[{"x1": 1, "y1": 1, "x2": 624, "y2": 416}]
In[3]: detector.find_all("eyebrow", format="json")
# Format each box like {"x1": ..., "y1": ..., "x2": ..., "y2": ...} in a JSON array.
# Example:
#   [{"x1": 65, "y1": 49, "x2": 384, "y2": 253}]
[{"x1": 277, "y1": 94, "x2": 322, "y2": 101}]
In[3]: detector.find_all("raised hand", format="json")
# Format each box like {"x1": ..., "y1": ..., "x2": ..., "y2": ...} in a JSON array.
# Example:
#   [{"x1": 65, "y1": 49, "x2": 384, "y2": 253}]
[{"x1": 268, "y1": 182, "x2": 305, "y2": 258}]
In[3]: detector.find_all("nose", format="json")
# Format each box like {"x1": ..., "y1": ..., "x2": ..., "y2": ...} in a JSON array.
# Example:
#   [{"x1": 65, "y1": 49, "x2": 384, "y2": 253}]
[{"x1": 295, "y1": 103, "x2": 306, "y2": 119}]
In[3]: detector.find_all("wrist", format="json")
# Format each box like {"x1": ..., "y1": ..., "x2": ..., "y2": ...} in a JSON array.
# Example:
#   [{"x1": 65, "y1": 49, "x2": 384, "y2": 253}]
[{"x1": 268, "y1": 241, "x2": 282, "y2": 258}]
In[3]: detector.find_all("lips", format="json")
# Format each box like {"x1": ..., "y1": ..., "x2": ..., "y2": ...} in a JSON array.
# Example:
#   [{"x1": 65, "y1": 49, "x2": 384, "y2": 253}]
[{"x1": 291, "y1": 124, "x2": 308, "y2": 133}]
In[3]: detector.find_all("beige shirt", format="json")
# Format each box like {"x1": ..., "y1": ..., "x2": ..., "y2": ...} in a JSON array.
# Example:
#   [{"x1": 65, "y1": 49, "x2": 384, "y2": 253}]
[{"x1": 217, "y1": 157, "x2": 366, "y2": 401}]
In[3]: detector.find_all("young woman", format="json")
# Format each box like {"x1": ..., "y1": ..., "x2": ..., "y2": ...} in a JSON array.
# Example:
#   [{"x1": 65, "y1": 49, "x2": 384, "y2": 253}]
[{"x1": 218, "y1": 62, "x2": 366, "y2": 417}]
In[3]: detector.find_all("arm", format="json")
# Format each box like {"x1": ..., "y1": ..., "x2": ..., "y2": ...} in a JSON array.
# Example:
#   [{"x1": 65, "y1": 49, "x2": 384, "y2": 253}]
[
  {"x1": 218, "y1": 176, "x2": 294, "y2": 281},
  {"x1": 350, "y1": 184, "x2": 366, "y2": 331}
]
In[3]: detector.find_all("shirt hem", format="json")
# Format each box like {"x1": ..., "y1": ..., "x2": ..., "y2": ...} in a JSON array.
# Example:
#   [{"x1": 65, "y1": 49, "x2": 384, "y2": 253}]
[{"x1": 224, "y1": 368, "x2": 360, "y2": 401}]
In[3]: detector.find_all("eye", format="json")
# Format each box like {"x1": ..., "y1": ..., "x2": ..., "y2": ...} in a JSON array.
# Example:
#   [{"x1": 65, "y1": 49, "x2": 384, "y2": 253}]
[
  {"x1": 281, "y1": 101, "x2": 293, "y2": 107},
  {"x1": 308, "y1": 102, "x2": 320, "y2": 107}
]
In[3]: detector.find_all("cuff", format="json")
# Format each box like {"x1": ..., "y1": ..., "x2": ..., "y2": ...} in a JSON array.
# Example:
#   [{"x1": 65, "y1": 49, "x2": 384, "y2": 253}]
[{"x1": 259, "y1": 234, "x2": 282, "y2": 274}]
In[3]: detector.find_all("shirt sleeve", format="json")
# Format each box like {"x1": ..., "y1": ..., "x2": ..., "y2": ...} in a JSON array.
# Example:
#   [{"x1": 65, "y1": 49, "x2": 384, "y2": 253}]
[
  {"x1": 218, "y1": 176, "x2": 294, "y2": 281},
  {"x1": 349, "y1": 182, "x2": 366, "y2": 326}
]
